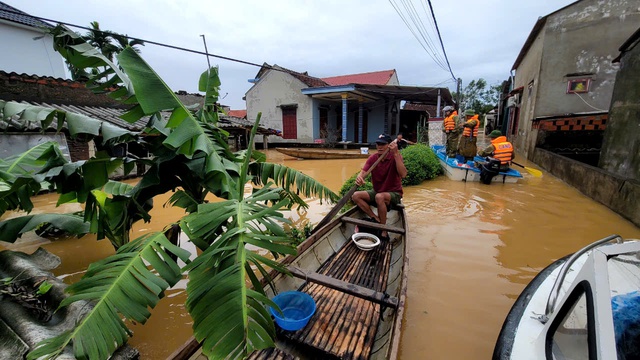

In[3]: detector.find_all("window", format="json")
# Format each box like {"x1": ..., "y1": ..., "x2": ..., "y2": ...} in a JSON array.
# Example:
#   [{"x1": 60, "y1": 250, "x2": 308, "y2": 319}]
[
  {"x1": 567, "y1": 79, "x2": 590, "y2": 94},
  {"x1": 528, "y1": 80, "x2": 534, "y2": 98},
  {"x1": 281, "y1": 107, "x2": 297, "y2": 139},
  {"x1": 547, "y1": 283, "x2": 594, "y2": 359}
]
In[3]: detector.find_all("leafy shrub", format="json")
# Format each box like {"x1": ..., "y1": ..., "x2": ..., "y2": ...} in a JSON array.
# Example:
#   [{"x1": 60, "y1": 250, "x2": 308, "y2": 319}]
[
  {"x1": 339, "y1": 172, "x2": 372, "y2": 197},
  {"x1": 401, "y1": 144, "x2": 441, "y2": 185}
]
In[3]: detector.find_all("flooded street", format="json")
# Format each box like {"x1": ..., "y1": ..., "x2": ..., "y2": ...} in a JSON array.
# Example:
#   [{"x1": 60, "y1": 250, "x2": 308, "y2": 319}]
[{"x1": 2, "y1": 149, "x2": 639, "y2": 359}]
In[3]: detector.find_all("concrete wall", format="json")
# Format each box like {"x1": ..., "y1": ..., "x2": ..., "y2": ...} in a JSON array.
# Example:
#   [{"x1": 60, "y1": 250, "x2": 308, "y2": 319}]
[
  {"x1": 0, "y1": 22, "x2": 66, "y2": 79},
  {"x1": 512, "y1": 28, "x2": 545, "y2": 158},
  {"x1": 532, "y1": 147, "x2": 640, "y2": 227},
  {"x1": 245, "y1": 69, "x2": 314, "y2": 144},
  {"x1": 388, "y1": 72, "x2": 400, "y2": 85},
  {"x1": 599, "y1": 30, "x2": 640, "y2": 181},
  {"x1": 514, "y1": 0, "x2": 640, "y2": 159}
]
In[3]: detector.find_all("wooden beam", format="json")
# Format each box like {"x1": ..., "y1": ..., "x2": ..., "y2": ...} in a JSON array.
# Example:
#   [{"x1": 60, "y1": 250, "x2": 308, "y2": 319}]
[
  {"x1": 287, "y1": 266, "x2": 398, "y2": 309},
  {"x1": 342, "y1": 217, "x2": 405, "y2": 234}
]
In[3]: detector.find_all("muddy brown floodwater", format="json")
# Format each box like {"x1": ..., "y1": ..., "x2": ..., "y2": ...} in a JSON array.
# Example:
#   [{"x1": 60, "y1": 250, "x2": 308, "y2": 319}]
[{"x1": 1, "y1": 149, "x2": 639, "y2": 359}]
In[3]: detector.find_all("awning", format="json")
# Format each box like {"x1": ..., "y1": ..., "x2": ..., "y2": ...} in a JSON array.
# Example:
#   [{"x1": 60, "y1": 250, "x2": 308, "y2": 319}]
[{"x1": 301, "y1": 83, "x2": 454, "y2": 105}]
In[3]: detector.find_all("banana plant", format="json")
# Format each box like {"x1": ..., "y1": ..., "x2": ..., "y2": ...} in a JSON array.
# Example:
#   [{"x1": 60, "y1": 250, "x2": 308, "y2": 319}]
[{"x1": 0, "y1": 24, "x2": 339, "y2": 359}]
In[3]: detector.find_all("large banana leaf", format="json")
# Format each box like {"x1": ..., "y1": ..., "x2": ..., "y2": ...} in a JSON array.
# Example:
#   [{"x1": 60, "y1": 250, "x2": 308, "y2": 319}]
[
  {"x1": 181, "y1": 185, "x2": 297, "y2": 359},
  {"x1": 0, "y1": 213, "x2": 89, "y2": 242},
  {"x1": 0, "y1": 142, "x2": 67, "y2": 214},
  {"x1": 250, "y1": 162, "x2": 339, "y2": 208},
  {"x1": 27, "y1": 232, "x2": 191, "y2": 360}
]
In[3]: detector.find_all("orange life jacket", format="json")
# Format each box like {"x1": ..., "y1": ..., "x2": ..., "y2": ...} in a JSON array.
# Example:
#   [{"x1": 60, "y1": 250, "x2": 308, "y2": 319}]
[
  {"x1": 444, "y1": 111, "x2": 457, "y2": 131},
  {"x1": 462, "y1": 115, "x2": 479, "y2": 137},
  {"x1": 491, "y1": 136, "x2": 513, "y2": 164}
]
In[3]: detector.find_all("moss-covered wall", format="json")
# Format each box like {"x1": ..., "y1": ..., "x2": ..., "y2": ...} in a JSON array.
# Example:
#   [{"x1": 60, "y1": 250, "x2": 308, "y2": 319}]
[{"x1": 599, "y1": 35, "x2": 640, "y2": 181}]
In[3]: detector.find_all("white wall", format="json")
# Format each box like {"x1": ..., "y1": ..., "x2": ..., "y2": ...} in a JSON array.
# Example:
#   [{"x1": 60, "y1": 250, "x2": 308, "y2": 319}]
[
  {"x1": 0, "y1": 21, "x2": 67, "y2": 78},
  {"x1": 246, "y1": 69, "x2": 314, "y2": 144}
]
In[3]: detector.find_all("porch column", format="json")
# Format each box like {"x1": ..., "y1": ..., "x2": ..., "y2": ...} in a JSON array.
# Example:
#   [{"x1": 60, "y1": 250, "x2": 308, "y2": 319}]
[
  {"x1": 384, "y1": 99, "x2": 389, "y2": 134},
  {"x1": 341, "y1": 93, "x2": 348, "y2": 144},
  {"x1": 436, "y1": 89, "x2": 441, "y2": 117},
  {"x1": 358, "y1": 102, "x2": 363, "y2": 143}
]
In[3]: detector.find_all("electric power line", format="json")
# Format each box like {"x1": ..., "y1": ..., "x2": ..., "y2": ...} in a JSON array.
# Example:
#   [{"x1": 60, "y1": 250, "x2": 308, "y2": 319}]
[{"x1": 426, "y1": 0, "x2": 457, "y2": 82}]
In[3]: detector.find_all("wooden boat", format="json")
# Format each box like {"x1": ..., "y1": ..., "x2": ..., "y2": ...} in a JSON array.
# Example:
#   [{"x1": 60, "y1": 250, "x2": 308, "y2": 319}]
[
  {"x1": 170, "y1": 205, "x2": 408, "y2": 360},
  {"x1": 276, "y1": 147, "x2": 371, "y2": 159},
  {"x1": 430, "y1": 144, "x2": 523, "y2": 183},
  {"x1": 494, "y1": 235, "x2": 640, "y2": 359}
]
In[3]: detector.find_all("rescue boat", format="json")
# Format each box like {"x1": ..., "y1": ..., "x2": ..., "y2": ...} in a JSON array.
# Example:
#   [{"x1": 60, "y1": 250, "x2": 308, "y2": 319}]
[{"x1": 493, "y1": 235, "x2": 640, "y2": 359}]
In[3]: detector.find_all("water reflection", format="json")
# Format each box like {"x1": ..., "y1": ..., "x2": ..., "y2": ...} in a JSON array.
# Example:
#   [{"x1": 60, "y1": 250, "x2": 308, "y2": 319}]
[{"x1": 1, "y1": 150, "x2": 639, "y2": 359}]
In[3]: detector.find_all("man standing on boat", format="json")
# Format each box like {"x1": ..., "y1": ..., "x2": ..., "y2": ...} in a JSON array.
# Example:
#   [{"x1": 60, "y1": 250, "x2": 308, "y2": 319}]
[
  {"x1": 478, "y1": 130, "x2": 515, "y2": 171},
  {"x1": 442, "y1": 106, "x2": 459, "y2": 158},
  {"x1": 458, "y1": 109, "x2": 479, "y2": 161},
  {"x1": 352, "y1": 133, "x2": 407, "y2": 241}
]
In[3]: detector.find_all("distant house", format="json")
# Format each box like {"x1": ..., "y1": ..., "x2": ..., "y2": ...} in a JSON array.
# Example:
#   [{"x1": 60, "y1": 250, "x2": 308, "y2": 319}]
[
  {"x1": 0, "y1": 2, "x2": 67, "y2": 78},
  {"x1": 504, "y1": 0, "x2": 640, "y2": 163},
  {"x1": 245, "y1": 65, "x2": 452, "y2": 147}
]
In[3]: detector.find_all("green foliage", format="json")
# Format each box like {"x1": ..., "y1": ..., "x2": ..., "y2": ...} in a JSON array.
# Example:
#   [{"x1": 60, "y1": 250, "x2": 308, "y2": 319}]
[
  {"x1": 0, "y1": 25, "x2": 339, "y2": 360},
  {"x1": 286, "y1": 222, "x2": 314, "y2": 246},
  {"x1": 36, "y1": 281, "x2": 53, "y2": 296},
  {"x1": 453, "y1": 78, "x2": 501, "y2": 115},
  {"x1": 401, "y1": 144, "x2": 441, "y2": 185},
  {"x1": 27, "y1": 233, "x2": 190, "y2": 360},
  {"x1": 338, "y1": 172, "x2": 372, "y2": 198}
]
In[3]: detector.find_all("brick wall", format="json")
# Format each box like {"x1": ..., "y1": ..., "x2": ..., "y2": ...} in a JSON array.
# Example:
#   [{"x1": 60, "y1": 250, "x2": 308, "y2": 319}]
[
  {"x1": 66, "y1": 136, "x2": 90, "y2": 161},
  {"x1": 532, "y1": 114, "x2": 608, "y2": 131}
]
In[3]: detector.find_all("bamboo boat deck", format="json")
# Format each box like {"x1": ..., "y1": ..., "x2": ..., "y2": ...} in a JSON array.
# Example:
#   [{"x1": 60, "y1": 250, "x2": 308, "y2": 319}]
[
  {"x1": 173, "y1": 206, "x2": 407, "y2": 360},
  {"x1": 251, "y1": 232, "x2": 396, "y2": 360}
]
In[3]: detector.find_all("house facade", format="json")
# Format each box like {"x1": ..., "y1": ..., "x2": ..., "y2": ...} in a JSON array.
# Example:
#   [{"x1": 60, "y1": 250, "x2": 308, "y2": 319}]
[
  {"x1": 245, "y1": 65, "x2": 452, "y2": 147},
  {"x1": 506, "y1": 0, "x2": 640, "y2": 161},
  {"x1": 0, "y1": 2, "x2": 66, "y2": 78}
]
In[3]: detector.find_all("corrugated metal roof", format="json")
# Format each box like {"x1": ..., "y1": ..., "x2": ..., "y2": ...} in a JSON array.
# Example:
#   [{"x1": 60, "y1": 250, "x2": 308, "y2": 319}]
[
  {"x1": 0, "y1": 100, "x2": 148, "y2": 132},
  {"x1": 0, "y1": 2, "x2": 55, "y2": 29},
  {"x1": 0, "y1": 100, "x2": 279, "y2": 135}
]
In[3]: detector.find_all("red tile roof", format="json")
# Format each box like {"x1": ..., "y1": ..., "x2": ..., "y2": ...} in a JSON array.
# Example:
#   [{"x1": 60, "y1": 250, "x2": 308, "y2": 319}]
[
  {"x1": 227, "y1": 110, "x2": 247, "y2": 118},
  {"x1": 322, "y1": 70, "x2": 396, "y2": 86}
]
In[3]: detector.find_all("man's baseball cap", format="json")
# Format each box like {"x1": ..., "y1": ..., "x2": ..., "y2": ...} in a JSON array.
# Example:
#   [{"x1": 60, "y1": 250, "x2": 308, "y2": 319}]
[{"x1": 375, "y1": 133, "x2": 392, "y2": 144}]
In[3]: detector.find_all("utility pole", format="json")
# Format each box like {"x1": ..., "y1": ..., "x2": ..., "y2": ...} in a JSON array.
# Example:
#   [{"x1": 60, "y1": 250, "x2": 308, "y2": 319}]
[{"x1": 456, "y1": 78, "x2": 462, "y2": 111}]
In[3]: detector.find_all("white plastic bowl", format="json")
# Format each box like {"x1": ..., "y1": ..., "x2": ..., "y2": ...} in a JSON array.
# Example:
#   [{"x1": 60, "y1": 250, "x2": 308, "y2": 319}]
[{"x1": 352, "y1": 232, "x2": 381, "y2": 251}]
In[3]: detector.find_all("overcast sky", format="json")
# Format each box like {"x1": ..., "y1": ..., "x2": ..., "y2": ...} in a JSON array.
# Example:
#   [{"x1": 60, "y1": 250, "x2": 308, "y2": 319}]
[{"x1": 9, "y1": 0, "x2": 577, "y2": 109}]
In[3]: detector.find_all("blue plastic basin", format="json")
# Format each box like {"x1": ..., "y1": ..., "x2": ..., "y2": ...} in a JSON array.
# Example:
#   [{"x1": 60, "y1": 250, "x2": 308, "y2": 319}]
[{"x1": 269, "y1": 291, "x2": 316, "y2": 331}]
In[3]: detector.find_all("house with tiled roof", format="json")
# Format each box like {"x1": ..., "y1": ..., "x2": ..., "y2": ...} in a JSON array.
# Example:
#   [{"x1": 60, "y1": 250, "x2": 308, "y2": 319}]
[
  {"x1": 245, "y1": 64, "x2": 452, "y2": 147},
  {"x1": 0, "y1": 2, "x2": 67, "y2": 78}
]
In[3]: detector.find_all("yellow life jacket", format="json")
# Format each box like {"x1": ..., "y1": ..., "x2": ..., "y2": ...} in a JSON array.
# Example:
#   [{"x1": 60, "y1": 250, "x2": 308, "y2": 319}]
[
  {"x1": 444, "y1": 111, "x2": 457, "y2": 131},
  {"x1": 492, "y1": 136, "x2": 513, "y2": 164}
]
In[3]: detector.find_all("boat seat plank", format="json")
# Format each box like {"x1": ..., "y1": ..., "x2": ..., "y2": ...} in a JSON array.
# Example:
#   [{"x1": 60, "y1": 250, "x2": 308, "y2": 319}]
[
  {"x1": 342, "y1": 217, "x2": 406, "y2": 234},
  {"x1": 287, "y1": 266, "x2": 398, "y2": 308},
  {"x1": 282, "y1": 239, "x2": 393, "y2": 360}
]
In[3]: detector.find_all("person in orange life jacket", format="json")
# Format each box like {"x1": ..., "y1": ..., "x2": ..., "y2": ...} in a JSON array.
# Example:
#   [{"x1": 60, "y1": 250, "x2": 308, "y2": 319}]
[
  {"x1": 478, "y1": 130, "x2": 515, "y2": 171},
  {"x1": 396, "y1": 132, "x2": 415, "y2": 150},
  {"x1": 457, "y1": 109, "x2": 479, "y2": 161},
  {"x1": 352, "y1": 133, "x2": 407, "y2": 241},
  {"x1": 442, "y1": 105, "x2": 460, "y2": 158}
]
